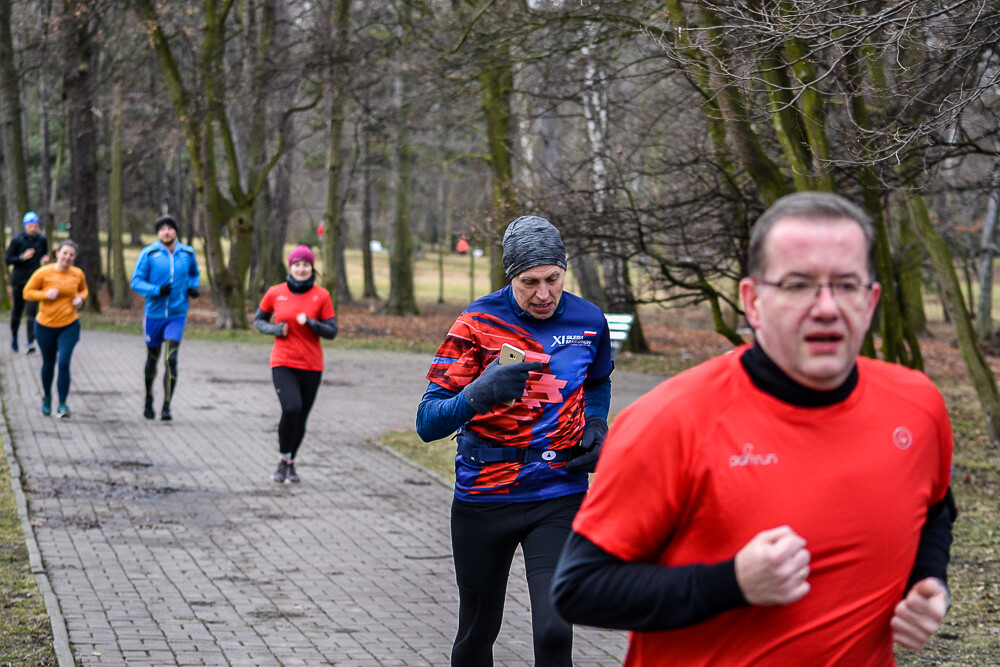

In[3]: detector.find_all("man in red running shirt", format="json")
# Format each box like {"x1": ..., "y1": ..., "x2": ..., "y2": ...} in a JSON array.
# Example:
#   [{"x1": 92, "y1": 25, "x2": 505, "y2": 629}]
[{"x1": 553, "y1": 192, "x2": 955, "y2": 666}]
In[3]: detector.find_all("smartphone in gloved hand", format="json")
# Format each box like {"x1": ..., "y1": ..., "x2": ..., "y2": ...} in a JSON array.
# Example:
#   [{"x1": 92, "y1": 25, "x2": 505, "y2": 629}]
[{"x1": 498, "y1": 343, "x2": 526, "y2": 405}]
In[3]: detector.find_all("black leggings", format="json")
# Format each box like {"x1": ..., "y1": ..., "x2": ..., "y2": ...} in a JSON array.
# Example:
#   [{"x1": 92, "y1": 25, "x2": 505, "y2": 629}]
[
  {"x1": 145, "y1": 340, "x2": 180, "y2": 403},
  {"x1": 271, "y1": 366, "x2": 322, "y2": 459},
  {"x1": 10, "y1": 287, "x2": 38, "y2": 343},
  {"x1": 450, "y1": 492, "x2": 584, "y2": 667}
]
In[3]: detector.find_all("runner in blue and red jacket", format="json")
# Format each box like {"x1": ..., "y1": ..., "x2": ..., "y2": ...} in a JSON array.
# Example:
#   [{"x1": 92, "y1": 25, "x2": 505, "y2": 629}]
[
  {"x1": 130, "y1": 215, "x2": 200, "y2": 421},
  {"x1": 416, "y1": 215, "x2": 613, "y2": 667}
]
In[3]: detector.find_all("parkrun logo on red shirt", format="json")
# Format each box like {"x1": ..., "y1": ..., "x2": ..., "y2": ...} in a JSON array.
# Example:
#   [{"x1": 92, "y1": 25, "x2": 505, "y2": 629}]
[
  {"x1": 730, "y1": 443, "x2": 779, "y2": 468},
  {"x1": 552, "y1": 332, "x2": 596, "y2": 347}
]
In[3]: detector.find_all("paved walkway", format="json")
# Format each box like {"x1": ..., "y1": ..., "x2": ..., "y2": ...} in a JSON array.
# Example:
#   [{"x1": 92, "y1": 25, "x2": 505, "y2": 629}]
[{"x1": 1, "y1": 328, "x2": 665, "y2": 666}]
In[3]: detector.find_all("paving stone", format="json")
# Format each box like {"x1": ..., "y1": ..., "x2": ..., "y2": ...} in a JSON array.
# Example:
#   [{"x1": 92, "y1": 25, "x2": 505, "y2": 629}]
[{"x1": 1, "y1": 329, "x2": 658, "y2": 664}]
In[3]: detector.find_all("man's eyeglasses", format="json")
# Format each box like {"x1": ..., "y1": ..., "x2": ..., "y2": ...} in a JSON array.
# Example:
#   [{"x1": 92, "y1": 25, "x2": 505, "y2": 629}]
[{"x1": 753, "y1": 278, "x2": 873, "y2": 308}]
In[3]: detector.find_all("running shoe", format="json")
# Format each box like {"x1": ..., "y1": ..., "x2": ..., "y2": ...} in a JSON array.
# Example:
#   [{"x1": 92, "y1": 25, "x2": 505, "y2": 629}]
[
  {"x1": 286, "y1": 461, "x2": 300, "y2": 484},
  {"x1": 41, "y1": 396, "x2": 51, "y2": 416},
  {"x1": 272, "y1": 458, "x2": 289, "y2": 483},
  {"x1": 25, "y1": 341, "x2": 36, "y2": 355},
  {"x1": 160, "y1": 402, "x2": 172, "y2": 421},
  {"x1": 143, "y1": 396, "x2": 155, "y2": 420},
  {"x1": 10, "y1": 337, "x2": 18, "y2": 353},
  {"x1": 56, "y1": 404, "x2": 70, "y2": 419}
]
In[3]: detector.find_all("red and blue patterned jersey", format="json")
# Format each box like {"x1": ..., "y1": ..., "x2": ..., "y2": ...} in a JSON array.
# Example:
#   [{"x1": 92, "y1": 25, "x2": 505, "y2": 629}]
[{"x1": 427, "y1": 287, "x2": 613, "y2": 502}]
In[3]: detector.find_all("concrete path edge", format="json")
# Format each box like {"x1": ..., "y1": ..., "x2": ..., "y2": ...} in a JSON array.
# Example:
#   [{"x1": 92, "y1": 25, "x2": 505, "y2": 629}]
[{"x1": 1, "y1": 409, "x2": 75, "y2": 667}]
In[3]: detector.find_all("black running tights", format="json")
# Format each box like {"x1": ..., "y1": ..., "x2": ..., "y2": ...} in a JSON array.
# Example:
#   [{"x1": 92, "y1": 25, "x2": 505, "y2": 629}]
[
  {"x1": 271, "y1": 366, "x2": 322, "y2": 459},
  {"x1": 10, "y1": 287, "x2": 37, "y2": 343},
  {"x1": 144, "y1": 340, "x2": 180, "y2": 403},
  {"x1": 450, "y1": 492, "x2": 584, "y2": 667}
]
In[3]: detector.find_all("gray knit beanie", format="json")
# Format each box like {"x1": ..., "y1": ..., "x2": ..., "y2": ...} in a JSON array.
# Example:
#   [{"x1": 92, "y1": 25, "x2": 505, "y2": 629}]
[{"x1": 502, "y1": 215, "x2": 567, "y2": 281}]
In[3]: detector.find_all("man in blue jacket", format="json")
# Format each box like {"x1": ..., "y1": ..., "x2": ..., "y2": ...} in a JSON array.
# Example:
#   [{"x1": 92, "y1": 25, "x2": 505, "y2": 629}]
[{"x1": 130, "y1": 216, "x2": 201, "y2": 421}]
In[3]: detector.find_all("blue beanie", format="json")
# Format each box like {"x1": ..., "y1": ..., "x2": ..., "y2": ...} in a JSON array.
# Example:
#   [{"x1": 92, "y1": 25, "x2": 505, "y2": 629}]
[{"x1": 23, "y1": 211, "x2": 39, "y2": 225}]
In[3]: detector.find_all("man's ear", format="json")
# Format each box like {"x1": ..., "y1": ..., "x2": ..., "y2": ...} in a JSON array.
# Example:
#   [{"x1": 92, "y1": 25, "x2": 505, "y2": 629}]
[
  {"x1": 864, "y1": 281, "x2": 882, "y2": 327},
  {"x1": 740, "y1": 278, "x2": 762, "y2": 331}
]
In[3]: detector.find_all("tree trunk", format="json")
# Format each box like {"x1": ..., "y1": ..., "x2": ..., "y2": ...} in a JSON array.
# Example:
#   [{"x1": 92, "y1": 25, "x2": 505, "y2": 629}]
[
  {"x1": 360, "y1": 114, "x2": 378, "y2": 299},
  {"x1": 386, "y1": 73, "x2": 418, "y2": 316},
  {"x1": 479, "y1": 58, "x2": 517, "y2": 290},
  {"x1": 48, "y1": 111, "x2": 66, "y2": 241},
  {"x1": 0, "y1": 0, "x2": 28, "y2": 214},
  {"x1": 535, "y1": 92, "x2": 606, "y2": 309},
  {"x1": 320, "y1": 0, "x2": 351, "y2": 307},
  {"x1": 64, "y1": 0, "x2": 101, "y2": 313},
  {"x1": 975, "y1": 159, "x2": 1000, "y2": 340},
  {"x1": 0, "y1": 0, "x2": 26, "y2": 307},
  {"x1": 581, "y1": 41, "x2": 648, "y2": 352},
  {"x1": 255, "y1": 117, "x2": 293, "y2": 295},
  {"x1": 906, "y1": 189, "x2": 1000, "y2": 445},
  {"x1": 436, "y1": 160, "x2": 448, "y2": 305},
  {"x1": 565, "y1": 236, "x2": 606, "y2": 311},
  {"x1": 244, "y1": 0, "x2": 274, "y2": 305},
  {"x1": 898, "y1": 208, "x2": 928, "y2": 336},
  {"x1": 781, "y1": 35, "x2": 835, "y2": 192},
  {"x1": 109, "y1": 82, "x2": 129, "y2": 309}
]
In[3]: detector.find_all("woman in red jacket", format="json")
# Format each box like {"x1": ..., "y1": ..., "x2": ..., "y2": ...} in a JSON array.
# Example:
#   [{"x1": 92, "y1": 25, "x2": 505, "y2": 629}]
[{"x1": 253, "y1": 246, "x2": 337, "y2": 483}]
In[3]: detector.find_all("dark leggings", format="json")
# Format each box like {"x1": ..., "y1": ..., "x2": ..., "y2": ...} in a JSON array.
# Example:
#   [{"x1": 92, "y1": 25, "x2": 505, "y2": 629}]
[
  {"x1": 35, "y1": 320, "x2": 81, "y2": 404},
  {"x1": 10, "y1": 288, "x2": 38, "y2": 342},
  {"x1": 271, "y1": 366, "x2": 322, "y2": 459},
  {"x1": 450, "y1": 492, "x2": 584, "y2": 667},
  {"x1": 145, "y1": 340, "x2": 180, "y2": 403}
]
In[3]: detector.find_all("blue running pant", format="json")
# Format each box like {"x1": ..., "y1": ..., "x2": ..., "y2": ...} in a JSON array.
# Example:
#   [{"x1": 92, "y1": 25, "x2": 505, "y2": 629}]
[{"x1": 34, "y1": 320, "x2": 80, "y2": 404}]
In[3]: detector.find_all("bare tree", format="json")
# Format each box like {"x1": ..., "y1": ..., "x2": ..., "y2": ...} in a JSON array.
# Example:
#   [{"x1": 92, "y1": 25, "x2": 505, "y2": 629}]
[
  {"x1": 63, "y1": 0, "x2": 101, "y2": 312},
  {"x1": 133, "y1": 0, "x2": 314, "y2": 328}
]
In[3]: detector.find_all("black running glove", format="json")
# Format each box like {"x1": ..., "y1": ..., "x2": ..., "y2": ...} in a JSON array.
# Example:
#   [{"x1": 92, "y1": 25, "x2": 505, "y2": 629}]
[
  {"x1": 158, "y1": 283, "x2": 172, "y2": 296},
  {"x1": 565, "y1": 417, "x2": 608, "y2": 474},
  {"x1": 463, "y1": 360, "x2": 543, "y2": 414},
  {"x1": 187, "y1": 286, "x2": 200, "y2": 298}
]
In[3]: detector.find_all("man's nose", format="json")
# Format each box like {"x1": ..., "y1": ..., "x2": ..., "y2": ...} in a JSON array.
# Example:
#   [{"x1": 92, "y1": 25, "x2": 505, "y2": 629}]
[{"x1": 811, "y1": 284, "x2": 840, "y2": 313}]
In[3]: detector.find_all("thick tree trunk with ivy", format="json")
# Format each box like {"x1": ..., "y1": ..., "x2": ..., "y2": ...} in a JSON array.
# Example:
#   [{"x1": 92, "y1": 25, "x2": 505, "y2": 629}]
[{"x1": 906, "y1": 189, "x2": 1000, "y2": 444}]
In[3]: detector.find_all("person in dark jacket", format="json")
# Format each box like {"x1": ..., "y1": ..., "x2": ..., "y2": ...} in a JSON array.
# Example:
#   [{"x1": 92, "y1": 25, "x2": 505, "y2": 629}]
[
  {"x1": 130, "y1": 215, "x2": 201, "y2": 421},
  {"x1": 5, "y1": 211, "x2": 48, "y2": 354}
]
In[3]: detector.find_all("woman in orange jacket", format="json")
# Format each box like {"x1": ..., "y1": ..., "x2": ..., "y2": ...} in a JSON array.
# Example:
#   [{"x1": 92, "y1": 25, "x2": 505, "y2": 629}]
[{"x1": 23, "y1": 240, "x2": 88, "y2": 418}]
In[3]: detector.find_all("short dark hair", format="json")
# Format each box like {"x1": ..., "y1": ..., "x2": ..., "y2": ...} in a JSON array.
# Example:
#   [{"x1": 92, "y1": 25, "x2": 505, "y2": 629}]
[
  {"x1": 747, "y1": 192, "x2": 876, "y2": 280},
  {"x1": 55, "y1": 239, "x2": 79, "y2": 255}
]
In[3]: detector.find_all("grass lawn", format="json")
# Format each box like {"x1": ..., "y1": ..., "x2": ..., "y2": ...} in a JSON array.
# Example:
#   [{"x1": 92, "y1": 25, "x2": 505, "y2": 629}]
[{"x1": 0, "y1": 443, "x2": 57, "y2": 665}]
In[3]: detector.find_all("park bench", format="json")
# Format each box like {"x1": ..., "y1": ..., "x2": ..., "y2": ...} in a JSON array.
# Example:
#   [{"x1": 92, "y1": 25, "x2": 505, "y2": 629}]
[{"x1": 604, "y1": 313, "x2": 635, "y2": 361}]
